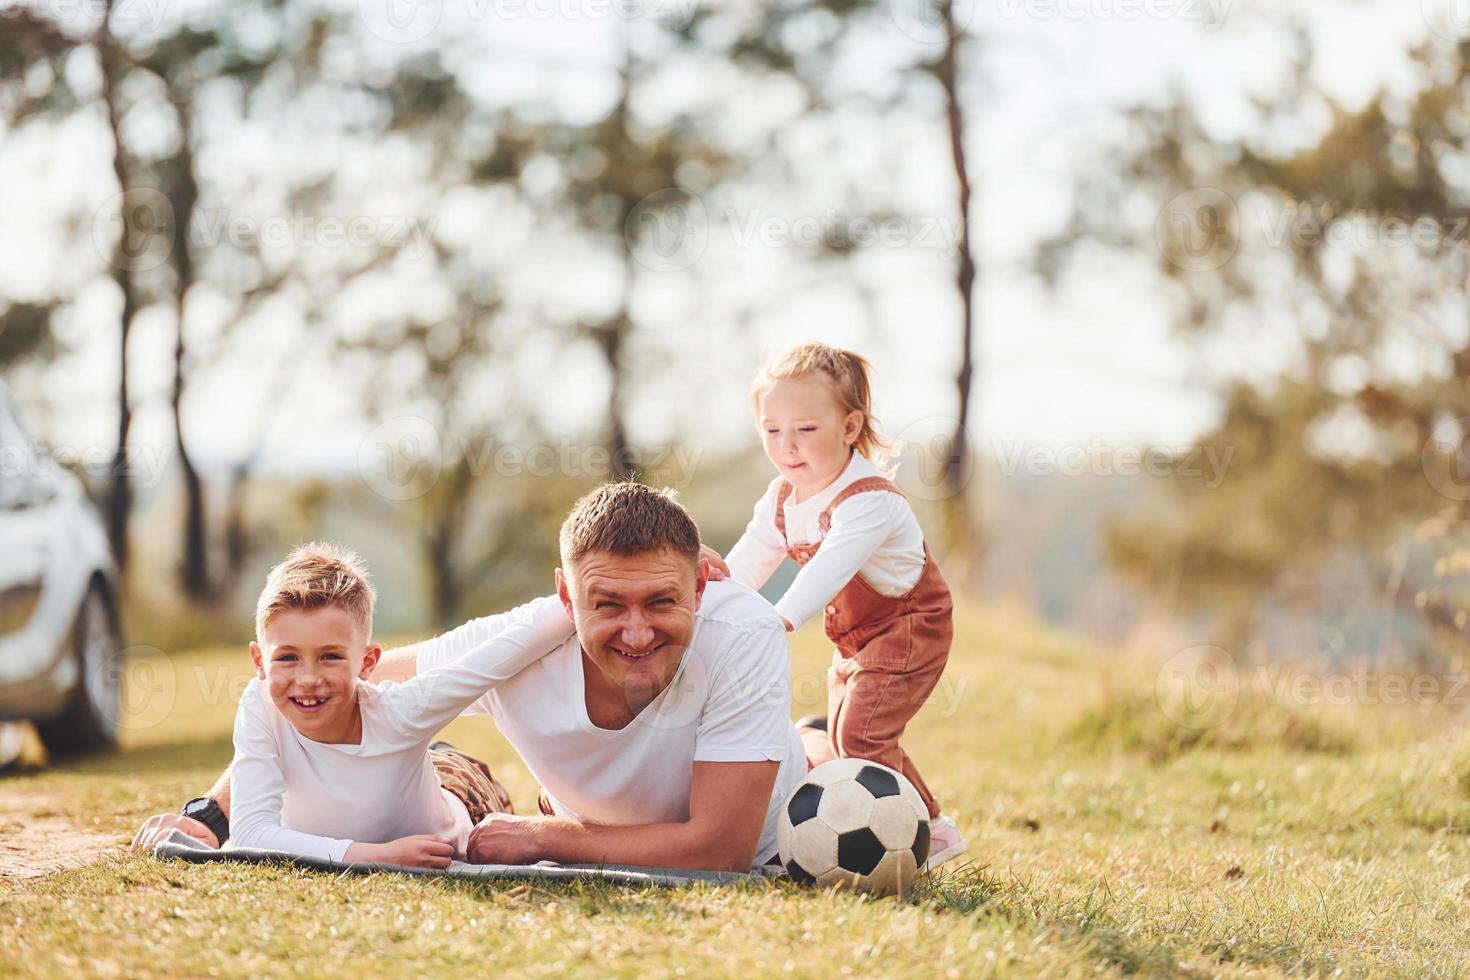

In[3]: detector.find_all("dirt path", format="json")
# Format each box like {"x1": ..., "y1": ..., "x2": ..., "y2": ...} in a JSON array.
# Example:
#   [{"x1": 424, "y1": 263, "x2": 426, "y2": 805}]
[{"x1": 0, "y1": 792, "x2": 119, "y2": 880}]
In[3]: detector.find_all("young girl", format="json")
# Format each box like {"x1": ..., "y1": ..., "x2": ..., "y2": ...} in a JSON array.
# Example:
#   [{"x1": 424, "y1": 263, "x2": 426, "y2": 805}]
[{"x1": 712, "y1": 342, "x2": 966, "y2": 870}]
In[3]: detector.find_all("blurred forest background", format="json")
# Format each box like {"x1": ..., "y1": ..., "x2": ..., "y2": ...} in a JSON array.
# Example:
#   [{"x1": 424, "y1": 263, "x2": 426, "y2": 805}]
[{"x1": 4, "y1": 0, "x2": 1470, "y2": 670}]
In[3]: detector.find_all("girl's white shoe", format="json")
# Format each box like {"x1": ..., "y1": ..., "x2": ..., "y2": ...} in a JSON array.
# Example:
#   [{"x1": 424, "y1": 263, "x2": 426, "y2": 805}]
[{"x1": 925, "y1": 815, "x2": 968, "y2": 871}]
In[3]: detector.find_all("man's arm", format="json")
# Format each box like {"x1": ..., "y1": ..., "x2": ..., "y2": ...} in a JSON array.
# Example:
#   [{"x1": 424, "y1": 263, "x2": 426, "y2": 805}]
[{"x1": 466, "y1": 759, "x2": 778, "y2": 872}]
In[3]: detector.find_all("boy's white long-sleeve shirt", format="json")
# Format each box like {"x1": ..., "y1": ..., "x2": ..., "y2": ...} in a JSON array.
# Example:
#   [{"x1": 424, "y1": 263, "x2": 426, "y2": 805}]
[
  {"x1": 227, "y1": 595, "x2": 573, "y2": 862},
  {"x1": 724, "y1": 453, "x2": 927, "y2": 630}
]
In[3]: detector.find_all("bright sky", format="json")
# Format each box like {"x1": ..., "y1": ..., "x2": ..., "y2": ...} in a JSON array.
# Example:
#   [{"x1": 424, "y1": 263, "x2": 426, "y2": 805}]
[{"x1": 0, "y1": 0, "x2": 1451, "y2": 476}]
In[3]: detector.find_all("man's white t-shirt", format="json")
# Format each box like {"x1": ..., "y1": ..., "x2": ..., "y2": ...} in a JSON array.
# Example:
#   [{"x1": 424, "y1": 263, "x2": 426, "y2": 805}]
[
  {"x1": 228, "y1": 596, "x2": 574, "y2": 862},
  {"x1": 415, "y1": 579, "x2": 808, "y2": 865}
]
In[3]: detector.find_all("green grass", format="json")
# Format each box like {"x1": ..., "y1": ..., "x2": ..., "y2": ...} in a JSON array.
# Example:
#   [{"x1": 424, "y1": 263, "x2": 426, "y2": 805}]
[{"x1": 4, "y1": 605, "x2": 1470, "y2": 977}]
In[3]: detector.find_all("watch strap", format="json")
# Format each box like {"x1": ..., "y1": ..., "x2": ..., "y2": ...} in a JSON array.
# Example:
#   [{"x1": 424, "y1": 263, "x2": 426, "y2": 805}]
[{"x1": 182, "y1": 797, "x2": 230, "y2": 845}]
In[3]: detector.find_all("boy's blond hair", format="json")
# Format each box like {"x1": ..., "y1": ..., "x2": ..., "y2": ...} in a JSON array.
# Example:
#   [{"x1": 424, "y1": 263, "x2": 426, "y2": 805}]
[
  {"x1": 752, "y1": 342, "x2": 889, "y2": 463},
  {"x1": 254, "y1": 542, "x2": 376, "y2": 640}
]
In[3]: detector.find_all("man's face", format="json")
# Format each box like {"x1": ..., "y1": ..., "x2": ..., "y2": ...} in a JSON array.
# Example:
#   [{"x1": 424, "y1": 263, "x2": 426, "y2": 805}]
[
  {"x1": 250, "y1": 606, "x2": 380, "y2": 743},
  {"x1": 556, "y1": 548, "x2": 708, "y2": 710}
]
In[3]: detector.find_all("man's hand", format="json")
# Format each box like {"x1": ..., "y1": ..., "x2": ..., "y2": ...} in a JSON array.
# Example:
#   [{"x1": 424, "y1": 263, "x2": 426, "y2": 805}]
[
  {"x1": 466, "y1": 812, "x2": 544, "y2": 865},
  {"x1": 699, "y1": 545, "x2": 730, "y2": 581},
  {"x1": 346, "y1": 835, "x2": 454, "y2": 869},
  {"x1": 130, "y1": 813, "x2": 219, "y2": 853},
  {"x1": 486, "y1": 761, "x2": 777, "y2": 871}
]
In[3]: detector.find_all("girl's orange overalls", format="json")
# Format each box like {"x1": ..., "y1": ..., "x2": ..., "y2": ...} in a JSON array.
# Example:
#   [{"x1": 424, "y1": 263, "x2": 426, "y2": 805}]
[{"x1": 776, "y1": 476, "x2": 952, "y2": 820}]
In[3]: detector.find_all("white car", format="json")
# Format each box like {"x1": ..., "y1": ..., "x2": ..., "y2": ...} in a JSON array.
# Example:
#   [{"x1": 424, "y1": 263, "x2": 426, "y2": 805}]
[{"x1": 0, "y1": 381, "x2": 122, "y2": 756}]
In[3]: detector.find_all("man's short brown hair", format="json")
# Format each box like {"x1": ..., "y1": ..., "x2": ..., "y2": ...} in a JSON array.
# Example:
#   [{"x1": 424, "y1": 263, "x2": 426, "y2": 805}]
[
  {"x1": 255, "y1": 542, "x2": 376, "y2": 640},
  {"x1": 559, "y1": 482, "x2": 701, "y2": 570}
]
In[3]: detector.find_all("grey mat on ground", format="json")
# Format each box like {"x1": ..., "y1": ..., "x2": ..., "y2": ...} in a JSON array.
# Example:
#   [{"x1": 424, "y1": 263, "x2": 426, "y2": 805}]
[{"x1": 152, "y1": 830, "x2": 781, "y2": 887}]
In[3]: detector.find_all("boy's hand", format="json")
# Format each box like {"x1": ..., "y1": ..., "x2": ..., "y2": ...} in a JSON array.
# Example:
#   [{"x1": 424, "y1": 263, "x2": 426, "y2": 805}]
[
  {"x1": 348, "y1": 835, "x2": 455, "y2": 868},
  {"x1": 130, "y1": 813, "x2": 219, "y2": 853},
  {"x1": 699, "y1": 545, "x2": 730, "y2": 581}
]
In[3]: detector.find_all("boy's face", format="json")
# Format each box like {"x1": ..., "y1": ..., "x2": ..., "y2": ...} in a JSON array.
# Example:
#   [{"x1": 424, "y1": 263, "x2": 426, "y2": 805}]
[{"x1": 250, "y1": 606, "x2": 380, "y2": 743}]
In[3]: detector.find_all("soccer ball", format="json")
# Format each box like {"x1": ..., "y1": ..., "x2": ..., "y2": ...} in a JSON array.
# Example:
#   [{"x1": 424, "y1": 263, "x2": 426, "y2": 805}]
[{"x1": 777, "y1": 759, "x2": 931, "y2": 896}]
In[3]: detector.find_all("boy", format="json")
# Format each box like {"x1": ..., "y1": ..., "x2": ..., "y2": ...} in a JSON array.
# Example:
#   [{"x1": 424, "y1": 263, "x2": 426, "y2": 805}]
[{"x1": 226, "y1": 542, "x2": 572, "y2": 866}]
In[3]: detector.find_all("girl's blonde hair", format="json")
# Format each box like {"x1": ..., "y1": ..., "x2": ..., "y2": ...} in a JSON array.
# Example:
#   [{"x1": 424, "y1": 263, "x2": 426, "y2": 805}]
[{"x1": 753, "y1": 342, "x2": 889, "y2": 463}]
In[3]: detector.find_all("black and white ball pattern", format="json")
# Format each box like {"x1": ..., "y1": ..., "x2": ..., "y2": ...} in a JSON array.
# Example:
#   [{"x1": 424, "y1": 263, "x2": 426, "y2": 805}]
[{"x1": 777, "y1": 759, "x2": 931, "y2": 896}]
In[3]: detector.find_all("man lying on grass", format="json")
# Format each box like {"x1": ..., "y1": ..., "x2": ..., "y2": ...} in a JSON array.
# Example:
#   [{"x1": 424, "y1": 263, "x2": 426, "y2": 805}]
[{"x1": 133, "y1": 482, "x2": 809, "y2": 871}]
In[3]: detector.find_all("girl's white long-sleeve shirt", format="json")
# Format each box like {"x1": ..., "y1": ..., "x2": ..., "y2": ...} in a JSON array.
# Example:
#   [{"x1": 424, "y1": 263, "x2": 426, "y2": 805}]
[
  {"x1": 724, "y1": 453, "x2": 927, "y2": 630},
  {"x1": 227, "y1": 595, "x2": 573, "y2": 862}
]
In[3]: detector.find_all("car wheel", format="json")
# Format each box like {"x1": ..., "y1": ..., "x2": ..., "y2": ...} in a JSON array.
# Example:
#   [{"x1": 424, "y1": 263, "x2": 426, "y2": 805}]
[{"x1": 35, "y1": 584, "x2": 120, "y2": 757}]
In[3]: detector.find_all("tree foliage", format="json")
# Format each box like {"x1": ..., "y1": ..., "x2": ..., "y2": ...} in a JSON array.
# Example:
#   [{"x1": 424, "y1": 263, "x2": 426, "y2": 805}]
[{"x1": 1045, "y1": 33, "x2": 1470, "y2": 656}]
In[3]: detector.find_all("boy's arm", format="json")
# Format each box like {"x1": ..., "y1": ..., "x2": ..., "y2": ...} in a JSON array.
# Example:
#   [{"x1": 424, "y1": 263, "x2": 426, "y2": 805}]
[
  {"x1": 367, "y1": 611, "x2": 522, "y2": 686},
  {"x1": 377, "y1": 595, "x2": 574, "y2": 743},
  {"x1": 384, "y1": 597, "x2": 562, "y2": 688},
  {"x1": 129, "y1": 766, "x2": 233, "y2": 851}
]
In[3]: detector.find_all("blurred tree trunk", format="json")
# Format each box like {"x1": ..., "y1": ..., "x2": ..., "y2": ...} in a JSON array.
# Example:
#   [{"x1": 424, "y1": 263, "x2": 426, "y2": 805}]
[
  {"x1": 424, "y1": 458, "x2": 474, "y2": 628},
  {"x1": 933, "y1": 0, "x2": 983, "y2": 584},
  {"x1": 165, "y1": 97, "x2": 209, "y2": 599},
  {"x1": 598, "y1": 310, "x2": 635, "y2": 481},
  {"x1": 220, "y1": 462, "x2": 251, "y2": 599},
  {"x1": 98, "y1": 4, "x2": 137, "y2": 574},
  {"x1": 604, "y1": 41, "x2": 638, "y2": 482}
]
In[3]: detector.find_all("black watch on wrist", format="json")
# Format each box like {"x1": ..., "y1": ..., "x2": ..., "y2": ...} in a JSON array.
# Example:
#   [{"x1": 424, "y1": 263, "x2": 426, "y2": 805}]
[{"x1": 181, "y1": 797, "x2": 229, "y2": 846}]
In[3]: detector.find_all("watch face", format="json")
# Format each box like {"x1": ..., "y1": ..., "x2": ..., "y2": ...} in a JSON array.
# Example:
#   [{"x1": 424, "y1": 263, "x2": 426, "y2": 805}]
[{"x1": 183, "y1": 798, "x2": 211, "y2": 817}]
